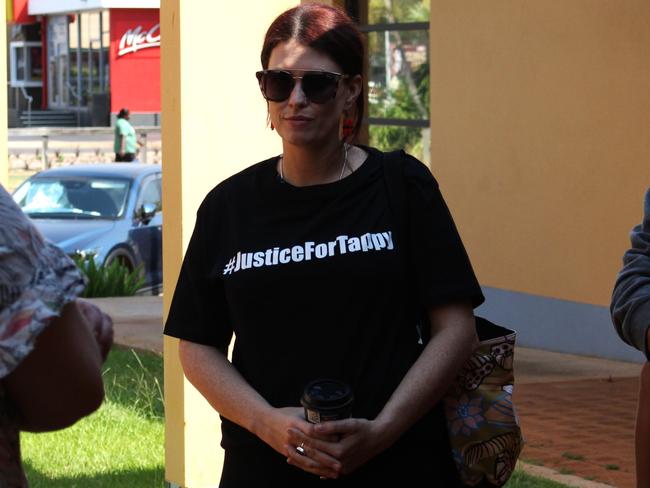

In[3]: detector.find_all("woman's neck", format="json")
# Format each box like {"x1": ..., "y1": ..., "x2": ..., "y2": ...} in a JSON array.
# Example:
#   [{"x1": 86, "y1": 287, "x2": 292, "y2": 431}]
[{"x1": 279, "y1": 139, "x2": 346, "y2": 187}]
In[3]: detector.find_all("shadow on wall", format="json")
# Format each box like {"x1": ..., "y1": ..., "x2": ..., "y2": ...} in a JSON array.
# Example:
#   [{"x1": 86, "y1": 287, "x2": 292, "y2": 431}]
[{"x1": 477, "y1": 286, "x2": 645, "y2": 363}]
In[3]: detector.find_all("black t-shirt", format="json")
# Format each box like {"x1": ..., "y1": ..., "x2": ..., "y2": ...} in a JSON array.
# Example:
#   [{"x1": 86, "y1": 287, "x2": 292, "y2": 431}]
[{"x1": 164, "y1": 146, "x2": 484, "y2": 485}]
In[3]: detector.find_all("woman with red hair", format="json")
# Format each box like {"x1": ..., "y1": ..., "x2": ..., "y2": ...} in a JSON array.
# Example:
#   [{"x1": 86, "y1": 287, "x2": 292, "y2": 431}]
[{"x1": 165, "y1": 4, "x2": 483, "y2": 486}]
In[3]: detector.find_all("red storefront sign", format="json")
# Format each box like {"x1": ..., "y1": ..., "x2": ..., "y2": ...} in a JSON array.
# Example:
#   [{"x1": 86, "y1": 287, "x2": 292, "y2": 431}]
[
  {"x1": 10, "y1": 0, "x2": 34, "y2": 24},
  {"x1": 109, "y1": 9, "x2": 160, "y2": 114}
]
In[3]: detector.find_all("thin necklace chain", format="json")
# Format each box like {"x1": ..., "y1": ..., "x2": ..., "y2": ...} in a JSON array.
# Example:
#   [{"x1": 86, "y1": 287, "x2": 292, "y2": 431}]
[{"x1": 280, "y1": 144, "x2": 349, "y2": 183}]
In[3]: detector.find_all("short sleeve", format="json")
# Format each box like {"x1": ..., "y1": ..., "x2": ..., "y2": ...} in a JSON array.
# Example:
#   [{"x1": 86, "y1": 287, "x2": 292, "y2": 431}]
[
  {"x1": 163, "y1": 197, "x2": 233, "y2": 350},
  {"x1": 0, "y1": 185, "x2": 85, "y2": 379},
  {"x1": 402, "y1": 155, "x2": 484, "y2": 309},
  {"x1": 116, "y1": 119, "x2": 127, "y2": 136}
]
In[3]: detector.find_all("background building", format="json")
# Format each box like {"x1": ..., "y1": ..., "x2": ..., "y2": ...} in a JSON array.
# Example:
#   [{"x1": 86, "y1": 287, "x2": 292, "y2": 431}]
[{"x1": 6, "y1": 0, "x2": 160, "y2": 127}]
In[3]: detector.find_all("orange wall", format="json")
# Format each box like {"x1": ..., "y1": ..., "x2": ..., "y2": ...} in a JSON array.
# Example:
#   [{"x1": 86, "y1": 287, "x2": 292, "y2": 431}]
[{"x1": 429, "y1": 0, "x2": 650, "y2": 307}]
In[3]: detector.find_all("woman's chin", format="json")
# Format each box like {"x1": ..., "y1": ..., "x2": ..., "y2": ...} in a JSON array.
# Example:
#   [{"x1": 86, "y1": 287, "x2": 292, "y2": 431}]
[
  {"x1": 278, "y1": 131, "x2": 319, "y2": 147},
  {"x1": 278, "y1": 127, "x2": 340, "y2": 149}
]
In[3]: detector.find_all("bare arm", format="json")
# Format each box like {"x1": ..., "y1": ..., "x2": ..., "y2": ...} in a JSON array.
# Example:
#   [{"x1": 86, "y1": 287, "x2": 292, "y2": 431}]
[
  {"x1": 179, "y1": 340, "x2": 272, "y2": 436},
  {"x1": 178, "y1": 340, "x2": 341, "y2": 476},
  {"x1": 371, "y1": 300, "x2": 476, "y2": 446},
  {"x1": 287, "y1": 301, "x2": 476, "y2": 477},
  {"x1": 4, "y1": 300, "x2": 108, "y2": 432},
  {"x1": 637, "y1": 362, "x2": 650, "y2": 487}
]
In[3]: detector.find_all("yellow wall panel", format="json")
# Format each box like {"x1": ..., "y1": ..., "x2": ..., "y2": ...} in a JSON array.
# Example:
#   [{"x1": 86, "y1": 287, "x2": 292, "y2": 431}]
[
  {"x1": 162, "y1": 1, "x2": 297, "y2": 486},
  {"x1": 429, "y1": 0, "x2": 650, "y2": 306}
]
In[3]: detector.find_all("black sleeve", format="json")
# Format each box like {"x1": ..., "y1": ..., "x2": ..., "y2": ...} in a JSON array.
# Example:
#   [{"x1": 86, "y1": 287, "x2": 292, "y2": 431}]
[
  {"x1": 163, "y1": 196, "x2": 233, "y2": 350},
  {"x1": 403, "y1": 154, "x2": 485, "y2": 309}
]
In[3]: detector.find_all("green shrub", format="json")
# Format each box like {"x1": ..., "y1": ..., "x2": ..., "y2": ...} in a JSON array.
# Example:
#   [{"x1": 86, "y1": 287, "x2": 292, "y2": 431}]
[{"x1": 73, "y1": 253, "x2": 145, "y2": 298}]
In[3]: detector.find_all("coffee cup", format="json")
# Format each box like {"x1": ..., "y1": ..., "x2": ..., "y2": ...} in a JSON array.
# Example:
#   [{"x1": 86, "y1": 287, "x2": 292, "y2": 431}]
[{"x1": 300, "y1": 379, "x2": 354, "y2": 423}]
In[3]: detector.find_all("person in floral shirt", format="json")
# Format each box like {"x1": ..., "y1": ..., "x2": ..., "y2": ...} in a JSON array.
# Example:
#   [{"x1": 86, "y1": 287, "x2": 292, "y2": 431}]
[{"x1": 0, "y1": 182, "x2": 113, "y2": 486}]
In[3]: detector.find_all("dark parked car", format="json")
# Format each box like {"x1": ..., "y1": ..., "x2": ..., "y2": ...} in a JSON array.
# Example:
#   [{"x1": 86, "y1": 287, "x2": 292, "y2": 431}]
[{"x1": 12, "y1": 163, "x2": 162, "y2": 294}]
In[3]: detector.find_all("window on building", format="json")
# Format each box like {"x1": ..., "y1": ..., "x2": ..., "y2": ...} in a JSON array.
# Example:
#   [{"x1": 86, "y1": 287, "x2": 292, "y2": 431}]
[
  {"x1": 347, "y1": 0, "x2": 430, "y2": 164},
  {"x1": 9, "y1": 41, "x2": 43, "y2": 87},
  {"x1": 68, "y1": 11, "x2": 110, "y2": 106}
]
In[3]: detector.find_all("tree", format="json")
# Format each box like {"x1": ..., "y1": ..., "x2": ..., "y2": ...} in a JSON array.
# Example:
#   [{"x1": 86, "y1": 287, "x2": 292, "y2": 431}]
[{"x1": 366, "y1": 0, "x2": 430, "y2": 160}]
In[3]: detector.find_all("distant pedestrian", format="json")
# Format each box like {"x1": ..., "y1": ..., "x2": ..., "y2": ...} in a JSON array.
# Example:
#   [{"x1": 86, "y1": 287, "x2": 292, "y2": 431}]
[
  {"x1": 611, "y1": 187, "x2": 650, "y2": 488},
  {"x1": 114, "y1": 108, "x2": 137, "y2": 162}
]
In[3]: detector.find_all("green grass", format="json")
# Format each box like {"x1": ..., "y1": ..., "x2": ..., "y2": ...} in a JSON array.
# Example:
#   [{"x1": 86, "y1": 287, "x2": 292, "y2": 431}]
[
  {"x1": 101, "y1": 347, "x2": 164, "y2": 419},
  {"x1": 21, "y1": 347, "x2": 164, "y2": 487},
  {"x1": 505, "y1": 469, "x2": 571, "y2": 487},
  {"x1": 522, "y1": 458, "x2": 545, "y2": 466},
  {"x1": 561, "y1": 452, "x2": 585, "y2": 461}
]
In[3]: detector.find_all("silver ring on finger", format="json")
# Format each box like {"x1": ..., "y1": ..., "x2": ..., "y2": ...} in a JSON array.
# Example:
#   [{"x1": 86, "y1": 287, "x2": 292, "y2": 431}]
[{"x1": 295, "y1": 442, "x2": 306, "y2": 456}]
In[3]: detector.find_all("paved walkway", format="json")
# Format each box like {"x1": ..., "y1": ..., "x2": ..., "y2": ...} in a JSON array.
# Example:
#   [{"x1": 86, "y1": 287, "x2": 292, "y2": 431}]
[
  {"x1": 89, "y1": 296, "x2": 642, "y2": 487},
  {"x1": 514, "y1": 350, "x2": 640, "y2": 488}
]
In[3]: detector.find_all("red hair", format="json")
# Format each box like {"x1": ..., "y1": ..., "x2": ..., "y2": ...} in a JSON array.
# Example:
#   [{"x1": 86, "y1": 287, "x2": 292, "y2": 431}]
[{"x1": 260, "y1": 4, "x2": 364, "y2": 140}]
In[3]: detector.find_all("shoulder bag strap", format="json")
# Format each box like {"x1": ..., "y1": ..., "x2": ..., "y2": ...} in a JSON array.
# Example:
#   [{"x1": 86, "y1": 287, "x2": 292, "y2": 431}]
[
  {"x1": 382, "y1": 149, "x2": 430, "y2": 343},
  {"x1": 382, "y1": 149, "x2": 409, "y2": 249}
]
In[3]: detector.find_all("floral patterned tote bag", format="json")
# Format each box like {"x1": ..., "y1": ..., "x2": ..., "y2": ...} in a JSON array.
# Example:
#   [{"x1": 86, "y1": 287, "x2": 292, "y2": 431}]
[{"x1": 443, "y1": 316, "x2": 524, "y2": 487}]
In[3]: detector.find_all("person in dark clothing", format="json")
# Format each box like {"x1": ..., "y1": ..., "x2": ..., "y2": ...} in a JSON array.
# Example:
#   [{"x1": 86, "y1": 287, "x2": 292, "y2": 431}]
[
  {"x1": 611, "y1": 187, "x2": 650, "y2": 488},
  {"x1": 164, "y1": 4, "x2": 484, "y2": 486}
]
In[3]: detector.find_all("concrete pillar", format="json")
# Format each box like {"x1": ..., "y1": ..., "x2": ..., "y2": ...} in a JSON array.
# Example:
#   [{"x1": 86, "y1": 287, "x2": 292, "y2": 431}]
[
  {"x1": 161, "y1": 1, "x2": 295, "y2": 486},
  {"x1": 0, "y1": 1, "x2": 8, "y2": 187}
]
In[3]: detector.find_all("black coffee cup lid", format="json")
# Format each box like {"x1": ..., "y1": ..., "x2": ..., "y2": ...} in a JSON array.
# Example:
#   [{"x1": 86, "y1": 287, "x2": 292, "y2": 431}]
[{"x1": 301, "y1": 379, "x2": 353, "y2": 410}]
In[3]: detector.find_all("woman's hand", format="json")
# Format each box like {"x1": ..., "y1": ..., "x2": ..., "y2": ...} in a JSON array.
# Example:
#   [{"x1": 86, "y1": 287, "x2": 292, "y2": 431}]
[
  {"x1": 285, "y1": 418, "x2": 387, "y2": 479},
  {"x1": 254, "y1": 407, "x2": 343, "y2": 479},
  {"x1": 76, "y1": 299, "x2": 114, "y2": 362}
]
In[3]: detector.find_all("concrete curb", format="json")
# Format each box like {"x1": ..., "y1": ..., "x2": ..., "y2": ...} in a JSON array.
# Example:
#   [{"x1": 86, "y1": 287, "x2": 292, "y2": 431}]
[{"x1": 518, "y1": 462, "x2": 615, "y2": 488}]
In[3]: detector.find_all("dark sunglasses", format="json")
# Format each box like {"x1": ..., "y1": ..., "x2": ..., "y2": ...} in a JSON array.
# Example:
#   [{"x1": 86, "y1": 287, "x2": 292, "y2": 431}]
[{"x1": 256, "y1": 69, "x2": 347, "y2": 104}]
